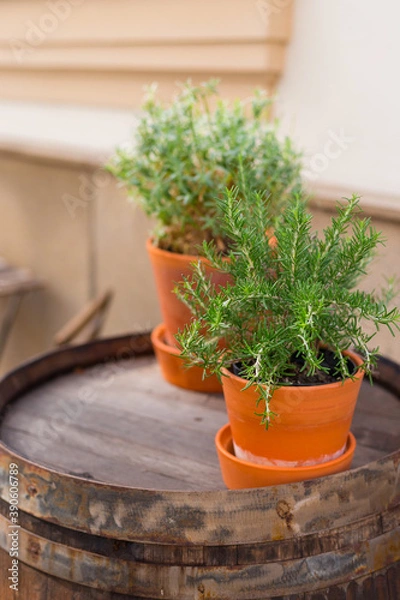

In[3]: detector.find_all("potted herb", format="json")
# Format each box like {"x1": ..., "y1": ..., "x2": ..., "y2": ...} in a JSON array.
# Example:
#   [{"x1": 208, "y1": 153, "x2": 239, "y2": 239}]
[
  {"x1": 176, "y1": 189, "x2": 399, "y2": 487},
  {"x1": 109, "y1": 80, "x2": 301, "y2": 354}
]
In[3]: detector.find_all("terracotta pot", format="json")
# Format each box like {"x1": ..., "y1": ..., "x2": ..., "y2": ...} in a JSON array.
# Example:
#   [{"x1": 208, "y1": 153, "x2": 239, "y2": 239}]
[
  {"x1": 147, "y1": 239, "x2": 230, "y2": 346},
  {"x1": 215, "y1": 423, "x2": 356, "y2": 489},
  {"x1": 151, "y1": 323, "x2": 223, "y2": 393},
  {"x1": 221, "y1": 350, "x2": 364, "y2": 467}
]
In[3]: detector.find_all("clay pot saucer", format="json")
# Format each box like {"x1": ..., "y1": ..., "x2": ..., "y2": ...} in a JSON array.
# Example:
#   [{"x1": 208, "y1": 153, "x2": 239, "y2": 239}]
[
  {"x1": 151, "y1": 323, "x2": 222, "y2": 393},
  {"x1": 215, "y1": 423, "x2": 356, "y2": 489}
]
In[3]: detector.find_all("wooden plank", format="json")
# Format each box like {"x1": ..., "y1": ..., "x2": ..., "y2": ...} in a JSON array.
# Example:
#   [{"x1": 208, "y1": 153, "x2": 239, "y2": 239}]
[
  {"x1": 351, "y1": 413, "x2": 400, "y2": 452},
  {"x1": 0, "y1": 429, "x2": 398, "y2": 546},
  {"x1": 0, "y1": 0, "x2": 292, "y2": 108},
  {"x1": 351, "y1": 380, "x2": 400, "y2": 420},
  {"x1": 0, "y1": 42, "x2": 286, "y2": 74},
  {"x1": 350, "y1": 444, "x2": 389, "y2": 469},
  {"x1": 0, "y1": 357, "x2": 227, "y2": 490},
  {"x1": 53, "y1": 289, "x2": 113, "y2": 346},
  {"x1": 373, "y1": 571, "x2": 390, "y2": 600},
  {"x1": 0, "y1": 0, "x2": 293, "y2": 44},
  {"x1": 0, "y1": 515, "x2": 398, "y2": 599},
  {"x1": 0, "y1": 546, "x2": 22, "y2": 600},
  {"x1": 0, "y1": 70, "x2": 277, "y2": 109},
  {"x1": 382, "y1": 506, "x2": 400, "y2": 533},
  {"x1": 386, "y1": 562, "x2": 400, "y2": 599},
  {"x1": 1, "y1": 496, "x2": 394, "y2": 569},
  {"x1": 303, "y1": 567, "x2": 396, "y2": 600},
  {"x1": 0, "y1": 547, "x2": 147, "y2": 600}
]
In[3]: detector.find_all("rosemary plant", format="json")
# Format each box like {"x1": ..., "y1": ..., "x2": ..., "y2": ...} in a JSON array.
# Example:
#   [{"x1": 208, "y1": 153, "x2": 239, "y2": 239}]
[
  {"x1": 108, "y1": 80, "x2": 302, "y2": 254},
  {"x1": 176, "y1": 189, "x2": 400, "y2": 427}
]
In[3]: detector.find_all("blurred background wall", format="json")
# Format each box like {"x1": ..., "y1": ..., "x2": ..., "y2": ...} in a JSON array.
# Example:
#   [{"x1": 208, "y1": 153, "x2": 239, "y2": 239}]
[
  {"x1": 0, "y1": 0, "x2": 399, "y2": 373},
  {"x1": 277, "y1": 0, "x2": 400, "y2": 205},
  {"x1": 0, "y1": 0, "x2": 290, "y2": 105}
]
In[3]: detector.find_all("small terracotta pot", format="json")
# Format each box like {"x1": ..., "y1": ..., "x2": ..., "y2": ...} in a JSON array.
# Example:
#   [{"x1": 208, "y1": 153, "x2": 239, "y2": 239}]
[
  {"x1": 215, "y1": 423, "x2": 356, "y2": 489},
  {"x1": 146, "y1": 238, "x2": 230, "y2": 346},
  {"x1": 151, "y1": 323, "x2": 223, "y2": 393},
  {"x1": 221, "y1": 350, "x2": 364, "y2": 467}
]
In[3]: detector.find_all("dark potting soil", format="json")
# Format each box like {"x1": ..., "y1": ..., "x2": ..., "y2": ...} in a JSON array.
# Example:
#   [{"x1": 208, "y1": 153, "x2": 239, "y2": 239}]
[{"x1": 231, "y1": 348, "x2": 358, "y2": 386}]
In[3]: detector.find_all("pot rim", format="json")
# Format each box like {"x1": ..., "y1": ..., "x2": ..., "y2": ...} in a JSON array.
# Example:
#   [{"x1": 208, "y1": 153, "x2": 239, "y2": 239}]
[
  {"x1": 221, "y1": 348, "x2": 364, "y2": 392},
  {"x1": 215, "y1": 423, "x2": 356, "y2": 473},
  {"x1": 151, "y1": 323, "x2": 181, "y2": 356},
  {"x1": 146, "y1": 237, "x2": 231, "y2": 265}
]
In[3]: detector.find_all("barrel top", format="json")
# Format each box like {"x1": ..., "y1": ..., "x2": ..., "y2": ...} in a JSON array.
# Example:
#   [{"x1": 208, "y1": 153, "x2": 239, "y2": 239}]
[
  {"x1": 0, "y1": 333, "x2": 399, "y2": 544},
  {"x1": 2, "y1": 353, "x2": 227, "y2": 491},
  {"x1": 1, "y1": 333, "x2": 399, "y2": 492}
]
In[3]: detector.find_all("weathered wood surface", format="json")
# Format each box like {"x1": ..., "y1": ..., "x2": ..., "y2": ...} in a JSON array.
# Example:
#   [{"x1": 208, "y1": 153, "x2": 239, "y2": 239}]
[
  {"x1": 0, "y1": 513, "x2": 398, "y2": 599},
  {"x1": 0, "y1": 333, "x2": 398, "y2": 599},
  {"x1": 0, "y1": 354, "x2": 227, "y2": 491},
  {"x1": 1, "y1": 544, "x2": 397, "y2": 600},
  {"x1": 0, "y1": 342, "x2": 399, "y2": 490}
]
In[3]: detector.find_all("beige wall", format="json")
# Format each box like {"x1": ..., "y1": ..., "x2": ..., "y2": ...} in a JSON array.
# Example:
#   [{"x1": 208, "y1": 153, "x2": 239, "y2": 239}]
[
  {"x1": 0, "y1": 0, "x2": 295, "y2": 372},
  {"x1": 0, "y1": 0, "x2": 293, "y2": 107},
  {"x1": 310, "y1": 207, "x2": 400, "y2": 364},
  {"x1": 0, "y1": 149, "x2": 399, "y2": 376},
  {"x1": 0, "y1": 149, "x2": 161, "y2": 375},
  {"x1": 0, "y1": 0, "x2": 398, "y2": 372},
  {"x1": 0, "y1": 155, "x2": 91, "y2": 366},
  {"x1": 95, "y1": 179, "x2": 160, "y2": 336},
  {"x1": 278, "y1": 0, "x2": 400, "y2": 198}
]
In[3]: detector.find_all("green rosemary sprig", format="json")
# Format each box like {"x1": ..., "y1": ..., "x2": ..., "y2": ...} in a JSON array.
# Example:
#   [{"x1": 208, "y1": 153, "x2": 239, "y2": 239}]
[
  {"x1": 108, "y1": 80, "x2": 302, "y2": 255},
  {"x1": 176, "y1": 189, "x2": 400, "y2": 427}
]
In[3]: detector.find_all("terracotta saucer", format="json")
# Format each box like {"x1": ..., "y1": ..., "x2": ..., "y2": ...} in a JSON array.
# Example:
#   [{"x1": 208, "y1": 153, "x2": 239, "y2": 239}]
[
  {"x1": 215, "y1": 423, "x2": 356, "y2": 489},
  {"x1": 151, "y1": 323, "x2": 223, "y2": 393}
]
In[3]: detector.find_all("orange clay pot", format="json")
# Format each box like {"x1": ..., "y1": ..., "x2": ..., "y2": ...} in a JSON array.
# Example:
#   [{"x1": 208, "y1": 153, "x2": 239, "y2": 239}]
[
  {"x1": 147, "y1": 238, "x2": 230, "y2": 347},
  {"x1": 221, "y1": 350, "x2": 364, "y2": 467},
  {"x1": 151, "y1": 323, "x2": 223, "y2": 393},
  {"x1": 215, "y1": 423, "x2": 356, "y2": 489}
]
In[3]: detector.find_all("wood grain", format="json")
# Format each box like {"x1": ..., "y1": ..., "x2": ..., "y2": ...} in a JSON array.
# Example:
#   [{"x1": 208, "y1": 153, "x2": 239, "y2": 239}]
[
  {"x1": 0, "y1": 356, "x2": 227, "y2": 490},
  {"x1": 0, "y1": 515, "x2": 398, "y2": 599},
  {"x1": 0, "y1": 335, "x2": 398, "y2": 599},
  {"x1": 1, "y1": 357, "x2": 399, "y2": 489}
]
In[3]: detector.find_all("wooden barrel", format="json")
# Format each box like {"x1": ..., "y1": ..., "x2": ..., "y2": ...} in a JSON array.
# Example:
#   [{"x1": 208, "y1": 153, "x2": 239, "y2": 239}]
[{"x1": 0, "y1": 332, "x2": 399, "y2": 600}]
